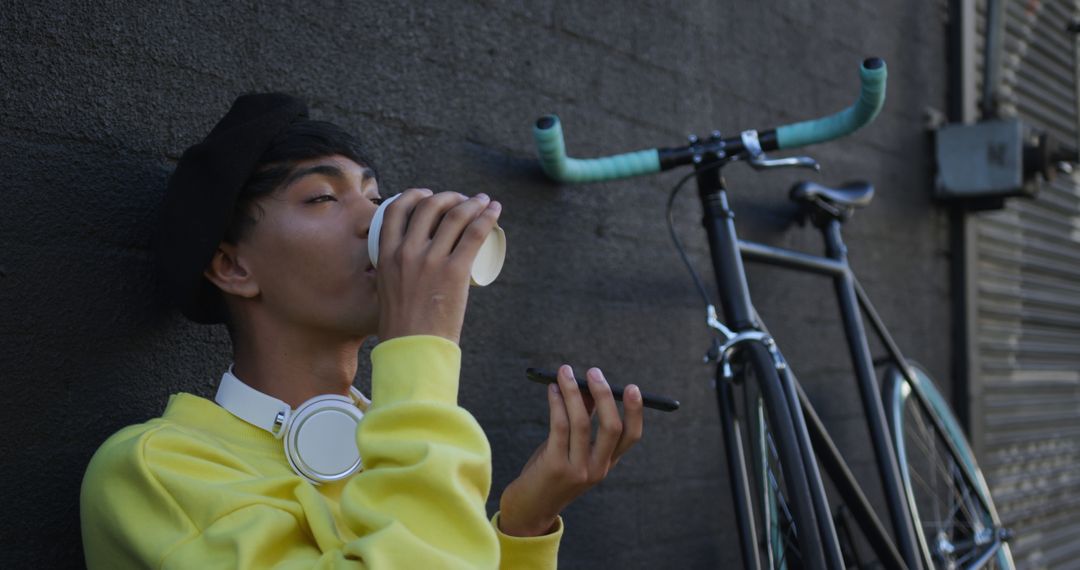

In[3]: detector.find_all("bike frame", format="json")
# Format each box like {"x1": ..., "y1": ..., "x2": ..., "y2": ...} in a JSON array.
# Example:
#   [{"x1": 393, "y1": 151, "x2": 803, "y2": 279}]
[
  {"x1": 694, "y1": 155, "x2": 924, "y2": 570},
  {"x1": 529, "y1": 57, "x2": 1006, "y2": 569}
]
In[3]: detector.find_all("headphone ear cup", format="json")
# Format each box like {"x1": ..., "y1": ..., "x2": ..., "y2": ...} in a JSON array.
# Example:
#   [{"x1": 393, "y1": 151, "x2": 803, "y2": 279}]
[{"x1": 284, "y1": 395, "x2": 365, "y2": 484}]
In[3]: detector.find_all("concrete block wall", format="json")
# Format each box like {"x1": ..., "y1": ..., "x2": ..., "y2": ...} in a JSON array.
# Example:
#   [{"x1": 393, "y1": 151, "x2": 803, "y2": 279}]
[{"x1": 1, "y1": 1, "x2": 948, "y2": 567}]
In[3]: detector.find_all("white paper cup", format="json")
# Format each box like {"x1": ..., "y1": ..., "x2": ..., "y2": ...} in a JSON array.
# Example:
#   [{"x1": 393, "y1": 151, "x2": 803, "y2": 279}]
[{"x1": 368, "y1": 194, "x2": 506, "y2": 287}]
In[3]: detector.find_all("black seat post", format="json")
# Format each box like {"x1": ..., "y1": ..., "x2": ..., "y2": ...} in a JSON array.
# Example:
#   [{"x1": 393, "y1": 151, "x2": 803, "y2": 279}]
[{"x1": 823, "y1": 218, "x2": 849, "y2": 263}]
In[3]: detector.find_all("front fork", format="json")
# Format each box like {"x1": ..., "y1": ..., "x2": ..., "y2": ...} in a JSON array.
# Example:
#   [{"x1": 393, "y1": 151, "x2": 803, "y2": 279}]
[
  {"x1": 707, "y1": 304, "x2": 845, "y2": 570},
  {"x1": 706, "y1": 309, "x2": 788, "y2": 569}
]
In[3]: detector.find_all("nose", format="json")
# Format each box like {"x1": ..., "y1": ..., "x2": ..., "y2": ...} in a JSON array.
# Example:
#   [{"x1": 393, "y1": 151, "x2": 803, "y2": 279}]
[{"x1": 354, "y1": 196, "x2": 380, "y2": 240}]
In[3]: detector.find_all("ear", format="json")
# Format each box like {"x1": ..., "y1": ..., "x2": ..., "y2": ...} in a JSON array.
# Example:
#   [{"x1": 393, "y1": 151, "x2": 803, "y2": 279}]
[{"x1": 203, "y1": 242, "x2": 260, "y2": 299}]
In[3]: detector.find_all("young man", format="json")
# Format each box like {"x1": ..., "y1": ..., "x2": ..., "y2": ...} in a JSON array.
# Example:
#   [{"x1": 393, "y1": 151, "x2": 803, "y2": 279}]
[{"x1": 80, "y1": 93, "x2": 643, "y2": 569}]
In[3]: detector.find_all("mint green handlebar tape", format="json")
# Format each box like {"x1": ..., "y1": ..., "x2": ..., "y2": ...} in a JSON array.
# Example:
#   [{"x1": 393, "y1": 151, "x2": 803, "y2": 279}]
[
  {"x1": 534, "y1": 116, "x2": 661, "y2": 183},
  {"x1": 775, "y1": 62, "x2": 887, "y2": 150}
]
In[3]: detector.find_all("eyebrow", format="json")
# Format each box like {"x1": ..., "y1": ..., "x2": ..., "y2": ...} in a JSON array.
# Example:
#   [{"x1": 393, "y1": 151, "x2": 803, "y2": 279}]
[{"x1": 282, "y1": 164, "x2": 377, "y2": 191}]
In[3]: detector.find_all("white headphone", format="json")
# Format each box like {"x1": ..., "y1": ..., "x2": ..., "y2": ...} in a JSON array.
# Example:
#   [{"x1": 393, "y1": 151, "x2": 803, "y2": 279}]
[{"x1": 214, "y1": 368, "x2": 371, "y2": 485}]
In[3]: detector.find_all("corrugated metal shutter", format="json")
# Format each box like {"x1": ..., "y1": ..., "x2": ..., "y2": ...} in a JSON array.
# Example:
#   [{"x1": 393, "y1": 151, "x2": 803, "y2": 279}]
[{"x1": 971, "y1": 0, "x2": 1080, "y2": 567}]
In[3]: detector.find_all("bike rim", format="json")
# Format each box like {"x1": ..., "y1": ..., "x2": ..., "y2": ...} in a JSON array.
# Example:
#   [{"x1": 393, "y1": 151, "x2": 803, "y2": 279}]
[{"x1": 889, "y1": 369, "x2": 1012, "y2": 570}]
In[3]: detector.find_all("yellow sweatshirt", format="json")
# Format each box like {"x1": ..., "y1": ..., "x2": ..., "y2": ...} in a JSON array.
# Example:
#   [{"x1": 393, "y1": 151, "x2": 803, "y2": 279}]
[{"x1": 81, "y1": 335, "x2": 561, "y2": 569}]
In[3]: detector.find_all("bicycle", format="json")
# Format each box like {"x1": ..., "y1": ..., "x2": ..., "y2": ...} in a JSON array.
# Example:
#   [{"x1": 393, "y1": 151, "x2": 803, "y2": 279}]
[{"x1": 530, "y1": 57, "x2": 1013, "y2": 570}]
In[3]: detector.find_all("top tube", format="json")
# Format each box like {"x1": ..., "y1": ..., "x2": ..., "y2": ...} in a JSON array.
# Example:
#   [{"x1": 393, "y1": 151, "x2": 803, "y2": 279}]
[{"x1": 533, "y1": 58, "x2": 887, "y2": 184}]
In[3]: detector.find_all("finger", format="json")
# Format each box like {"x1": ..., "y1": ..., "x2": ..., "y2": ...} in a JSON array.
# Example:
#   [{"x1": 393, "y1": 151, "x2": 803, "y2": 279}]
[
  {"x1": 546, "y1": 380, "x2": 570, "y2": 459},
  {"x1": 612, "y1": 384, "x2": 644, "y2": 462},
  {"x1": 447, "y1": 200, "x2": 501, "y2": 262},
  {"x1": 377, "y1": 188, "x2": 433, "y2": 261},
  {"x1": 403, "y1": 191, "x2": 471, "y2": 251},
  {"x1": 429, "y1": 193, "x2": 493, "y2": 257},
  {"x1": 557, "y1": 364, "x2": 592, "y2": 468},
  {"x1": 585, "y1": 368, "x2": 622, "y2": 470}
]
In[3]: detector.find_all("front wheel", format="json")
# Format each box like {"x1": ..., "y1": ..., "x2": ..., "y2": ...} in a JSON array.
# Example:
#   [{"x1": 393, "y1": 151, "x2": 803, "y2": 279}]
[{"x1": 884, "y1": 363, "x2": 1014, "y2": 570}]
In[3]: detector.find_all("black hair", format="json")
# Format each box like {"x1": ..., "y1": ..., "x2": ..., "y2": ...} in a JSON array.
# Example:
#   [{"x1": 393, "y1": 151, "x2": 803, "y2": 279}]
[{"x1": 223, "y1": 119, "x2": 376, "y2": 244}]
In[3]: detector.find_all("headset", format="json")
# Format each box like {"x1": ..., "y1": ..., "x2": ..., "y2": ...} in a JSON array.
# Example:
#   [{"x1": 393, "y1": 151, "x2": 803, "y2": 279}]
[{"x1": 215, "y1": 368, "x2": 371, "y2": 485}]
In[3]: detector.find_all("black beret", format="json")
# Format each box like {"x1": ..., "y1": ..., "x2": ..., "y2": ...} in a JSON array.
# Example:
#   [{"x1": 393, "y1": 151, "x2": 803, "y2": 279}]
[{"x1": 157, "y1": 93, "x2": 308, "y2": 324}]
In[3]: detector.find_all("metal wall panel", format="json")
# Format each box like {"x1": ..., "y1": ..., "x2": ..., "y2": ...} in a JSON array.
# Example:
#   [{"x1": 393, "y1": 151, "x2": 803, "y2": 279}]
[{"x1": 971, "y1": 1, "x2": 1080, "y2": 567}]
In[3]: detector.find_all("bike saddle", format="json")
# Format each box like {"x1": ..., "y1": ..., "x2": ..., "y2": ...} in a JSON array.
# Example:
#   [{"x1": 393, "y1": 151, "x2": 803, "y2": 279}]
[{"x1": 789, "y1": 181, "x2": 875, "y2": 209}]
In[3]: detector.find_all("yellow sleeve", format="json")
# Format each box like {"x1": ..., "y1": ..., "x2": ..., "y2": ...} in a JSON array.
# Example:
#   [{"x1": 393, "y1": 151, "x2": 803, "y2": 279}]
[
  {"x1": 334, "y1": 335, "x2": 499, "y2": 568},
  {"x1": 82, "y1": 335, "x2": 557, "y2": 569},
  {"x1": 492, "y1": 513, "x2": 564, "y2": 570}
]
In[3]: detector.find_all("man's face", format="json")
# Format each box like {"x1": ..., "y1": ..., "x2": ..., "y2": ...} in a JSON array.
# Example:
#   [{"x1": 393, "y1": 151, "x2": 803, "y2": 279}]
[{"x1": 236, "y1": 154, "x2": 382, "y2": 339}]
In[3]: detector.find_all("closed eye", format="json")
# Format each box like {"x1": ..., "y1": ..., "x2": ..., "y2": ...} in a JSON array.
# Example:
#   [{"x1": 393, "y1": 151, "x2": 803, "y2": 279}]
[{"x1": 307, "y1": 195, "x2": 338, "y2": 204}]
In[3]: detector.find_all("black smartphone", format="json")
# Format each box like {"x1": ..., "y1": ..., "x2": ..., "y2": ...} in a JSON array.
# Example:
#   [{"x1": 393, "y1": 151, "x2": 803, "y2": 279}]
[{"x1": 525, "y1": 368, "x2": 680, "y2": 412}]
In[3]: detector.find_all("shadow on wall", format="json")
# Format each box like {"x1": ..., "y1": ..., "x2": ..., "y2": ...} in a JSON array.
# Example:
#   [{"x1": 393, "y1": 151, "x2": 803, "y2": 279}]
[{"x1": 0, "y1": 135, "x2": 228, "y2": 568}]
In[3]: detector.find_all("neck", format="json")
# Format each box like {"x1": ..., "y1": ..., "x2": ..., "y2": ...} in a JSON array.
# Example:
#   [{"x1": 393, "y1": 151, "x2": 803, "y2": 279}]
[{"x1": 230, "y1": 319, "x2": 367, "y2": 408}]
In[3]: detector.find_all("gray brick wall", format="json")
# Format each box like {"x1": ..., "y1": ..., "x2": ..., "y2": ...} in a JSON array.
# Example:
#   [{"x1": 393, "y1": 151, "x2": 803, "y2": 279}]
[{"x1": 1, "y1": 1, "x2": 949, "y2": 567}]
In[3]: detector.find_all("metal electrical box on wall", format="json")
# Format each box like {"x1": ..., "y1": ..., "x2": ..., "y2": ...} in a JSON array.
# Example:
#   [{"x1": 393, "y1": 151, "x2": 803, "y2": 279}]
[{"x1": 934, "y1": 118, "x2": 1037, "y2": 200}]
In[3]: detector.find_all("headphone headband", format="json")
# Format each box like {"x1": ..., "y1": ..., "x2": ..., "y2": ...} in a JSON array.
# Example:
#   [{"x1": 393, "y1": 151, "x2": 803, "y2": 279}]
[{"x1": 215, "y1": 368, "x2": 292, "y2": 437}]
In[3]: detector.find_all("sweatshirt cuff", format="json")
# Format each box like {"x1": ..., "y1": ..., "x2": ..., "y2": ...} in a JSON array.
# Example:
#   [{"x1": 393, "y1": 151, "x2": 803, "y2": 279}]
[
  {"x1": 370, "y1": 335, "x2": 461, "y2": 406},
  {"x1": 491, "y1": 512, "x2": 563, "y2": 570}
]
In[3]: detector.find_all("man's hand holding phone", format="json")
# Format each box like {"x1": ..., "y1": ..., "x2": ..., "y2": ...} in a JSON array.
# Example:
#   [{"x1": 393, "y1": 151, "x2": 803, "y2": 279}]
[{"x1": 498, "y1": 365, "x2": 645, "y2": 537}]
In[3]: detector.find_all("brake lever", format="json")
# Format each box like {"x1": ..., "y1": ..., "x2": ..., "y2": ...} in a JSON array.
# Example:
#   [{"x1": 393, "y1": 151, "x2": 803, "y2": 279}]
[{"x1": 747, "y1": 154, "x2": 821, "y2": 172}]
